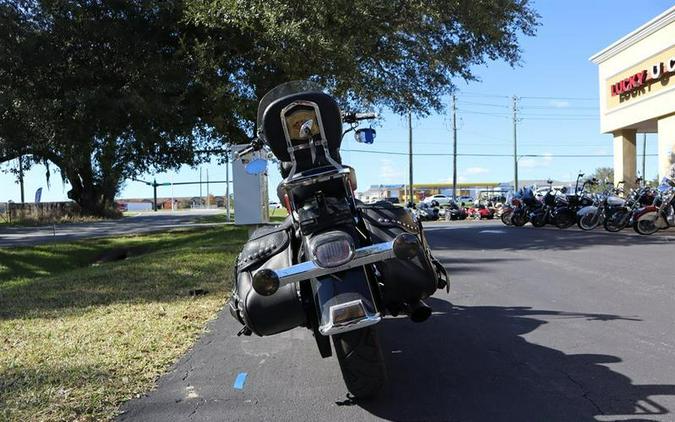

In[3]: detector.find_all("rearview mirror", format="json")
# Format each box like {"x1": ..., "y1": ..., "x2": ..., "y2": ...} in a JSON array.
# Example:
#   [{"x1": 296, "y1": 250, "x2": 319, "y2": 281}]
[
  {"x1": 245, "y1": 158, "x2": 268, "y2": 175},
  {"x1": 355, "y1": 128, "x2": 376, "y2": 144}
]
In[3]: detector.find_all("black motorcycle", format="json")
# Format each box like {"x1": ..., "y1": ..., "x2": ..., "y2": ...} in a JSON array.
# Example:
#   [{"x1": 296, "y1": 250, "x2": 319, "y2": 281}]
[
  {"x1": 549, "y1": 174, "x2": 595, "y2": 229},
  {"x1": 228, "y1": 81, "x2": 448, "y2": 398},
  {"x1": 529, "y1": 188, "x2": 556, "y2": 228},
  {"x1": 511, "y1": 187, "x2": 540, "y2": 226}
]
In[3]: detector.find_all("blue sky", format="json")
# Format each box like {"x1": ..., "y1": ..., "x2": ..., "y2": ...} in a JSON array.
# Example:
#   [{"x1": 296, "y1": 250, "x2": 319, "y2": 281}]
[{"x1": 1, "y1": 0, "x2": 673, "y2": 202}]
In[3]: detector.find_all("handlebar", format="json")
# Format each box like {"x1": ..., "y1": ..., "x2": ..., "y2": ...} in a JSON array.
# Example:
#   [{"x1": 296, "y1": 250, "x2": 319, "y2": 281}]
[
  {"x1": 343, "y1": 112, "x2": 378, "y2": 124},
  {"x1": 233, "y1": 138, "x2": 264, "y2": 159}
]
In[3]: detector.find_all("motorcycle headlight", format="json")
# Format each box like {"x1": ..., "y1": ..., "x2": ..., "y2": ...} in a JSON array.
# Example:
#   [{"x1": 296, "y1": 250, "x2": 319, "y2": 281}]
[{"x1": 310, "y1": 231, "x2": 355, "y2": 268}]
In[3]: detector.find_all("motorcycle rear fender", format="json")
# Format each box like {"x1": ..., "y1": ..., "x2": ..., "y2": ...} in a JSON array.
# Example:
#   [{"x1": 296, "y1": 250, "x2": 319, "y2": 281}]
[
  {"x1": 577, "y1": 205, "x2": 598, "y2": 217},
  {"x1": 311, "y1": 267, "x2": 381, "y2": 336},
  {"x1": 634, "y1": 206, "x2": 659, "y2": 222}
]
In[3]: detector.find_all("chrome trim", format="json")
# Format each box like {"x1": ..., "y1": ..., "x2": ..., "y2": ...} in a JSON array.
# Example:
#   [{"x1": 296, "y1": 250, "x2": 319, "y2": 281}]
[
  {"x1": 255, "y1": 239, "x2": 398, "y2": 288},
  {"x1": 279, "y1": 100, "x2": 342, "y2": 179},
  {"x1": 319, "y1": 299, "x2": 381, "y2": 336}
]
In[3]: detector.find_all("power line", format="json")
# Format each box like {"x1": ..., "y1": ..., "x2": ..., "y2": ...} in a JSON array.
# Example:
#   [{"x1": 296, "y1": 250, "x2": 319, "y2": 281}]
[
  {"x1": 458, "y1": 92, "x2": 598, "y2": 101},
  {"x1": 521, "y1": 105, "x2": 599, "y2": 110},
  {"x1": 376, "y1": 140, "x2": 611, "y2": 147},
  {"x1": 520, "y1": 95, "x2": 598, "y2": 101},
  {"x1": 342, "y1": 149, "x2": 657, "y2": 158},
  {"x1": 457, "y1": 91, "x2": 511, "y2": 99},
  {"x1": 455, "y1": 109, "x2": 598, "y2": 120},
  {"x1": 520, "y1": 117, "x2": 599, "y2": 121},
  {"x1": 457, "y1": 100, "x2": 510, "y2": 109},
  {"x1": 456, "y1": 109, "x2": 510, "y2": 117}
]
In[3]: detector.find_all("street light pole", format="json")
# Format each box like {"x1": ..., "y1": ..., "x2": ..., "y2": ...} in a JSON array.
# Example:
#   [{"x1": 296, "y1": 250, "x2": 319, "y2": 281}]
[
  {"x1": 452, "y1": 95, "x2": 457, "y2": 201},
  {"x1": 152, "y1": 179, "x2": 158, "y2": 211},
  {"x1": 18, "y1": 155, "x2": 25, "y2": 203},
  {"x1": 512, "y1": 96, "x2": 519, "y2": 192},
  {"x1": 225, "y1": 150, "x2": 231, "y2": 222},
  {"x1": 642, "y1": 132, "x2": 647, "y2": 180},
  {"x1": 408, "y1": 111, "x2": 413, "y2": 205}
]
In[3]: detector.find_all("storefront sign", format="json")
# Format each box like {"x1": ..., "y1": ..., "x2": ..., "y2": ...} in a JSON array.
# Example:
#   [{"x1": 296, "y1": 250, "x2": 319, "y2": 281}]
[
  {"x1": 610, "y1": 57, "x2": 675, "y2": 96},
  {"x1": 606, "y1": 45, "x2": 675, "y2": 109}
]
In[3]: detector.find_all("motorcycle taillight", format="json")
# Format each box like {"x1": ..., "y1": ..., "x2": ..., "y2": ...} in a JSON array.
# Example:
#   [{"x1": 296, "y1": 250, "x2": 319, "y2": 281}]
[{"x1": 310, "y1": 232, "x2": 355, "y2": 268}]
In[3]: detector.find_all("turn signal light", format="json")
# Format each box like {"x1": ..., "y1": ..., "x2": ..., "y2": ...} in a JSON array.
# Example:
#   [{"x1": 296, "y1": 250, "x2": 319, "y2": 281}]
[
  {"x1": 392, "y1": 233, "x2": 420, "y2": 260},
  {"x1": 252, "y1": 269, "x2": 280, "y2": 296}
]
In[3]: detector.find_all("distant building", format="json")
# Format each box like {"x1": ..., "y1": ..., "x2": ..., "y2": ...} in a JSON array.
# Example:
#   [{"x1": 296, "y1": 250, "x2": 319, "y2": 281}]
[
  {"x1": 356, "y1": 184, "x2": 404, "y2": 203},
  {"x1": 357, "y1": 182, "x2": 503, "y2": 203}
]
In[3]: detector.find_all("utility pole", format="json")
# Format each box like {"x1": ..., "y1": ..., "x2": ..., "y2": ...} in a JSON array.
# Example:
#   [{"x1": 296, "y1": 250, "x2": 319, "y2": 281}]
[
  {"x1": 206, "y1": 168, "x2": 210, "y2": 208},
  {"x1": 512, "y1": 96, "x2": 519, "y2": 192},
  {"x1": 18, "y1": 155, "x2": 25, "y2": 203},
  {"x1": 642, "y1": 132, "x2": 647, "y2": 180},
  {"x1": 225, "y1": 150, "x2": 231, "y2": 222},
  {"x1": 408, "y1": 111, "x2": 413, "y2": 205},
  {"x1": 199, "y1": 167, "x2": 203, "y2": 206},
  {"x1": 452, "y1": 95, "x2": 457, "y2": 201},
  {"x1": 152, "y1": 179, "x2": 158, "y2": 211}
]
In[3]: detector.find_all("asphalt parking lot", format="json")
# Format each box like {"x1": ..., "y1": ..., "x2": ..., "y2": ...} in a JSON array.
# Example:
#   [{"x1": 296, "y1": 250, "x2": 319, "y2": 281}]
[{"x1": 120, "y1": 221, "x2": 675, "y2": 422}]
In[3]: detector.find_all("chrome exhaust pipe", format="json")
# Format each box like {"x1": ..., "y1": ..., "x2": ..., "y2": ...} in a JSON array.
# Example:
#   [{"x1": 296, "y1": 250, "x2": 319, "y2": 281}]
[{"x1": 404, "y1": 299, "x2": 432, "y2": 323}]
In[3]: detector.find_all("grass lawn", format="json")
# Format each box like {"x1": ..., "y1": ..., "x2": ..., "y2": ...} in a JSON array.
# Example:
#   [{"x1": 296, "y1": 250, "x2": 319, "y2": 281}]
[
  {"x1": 196, "y1": 208, "x2": 289, "y2": 224},
  {"x1": 0, "y1": 226, "x2": 247, "y2": 421}
]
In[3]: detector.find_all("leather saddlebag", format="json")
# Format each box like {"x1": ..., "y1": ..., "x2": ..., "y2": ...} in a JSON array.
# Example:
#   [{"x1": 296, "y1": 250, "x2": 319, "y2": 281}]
[
  {"x1": 229, "y1": 219, "x2": 306, "y2": 336},
  {"x1": 359, "y1": 202, "x2": 441, "y2": 309}
]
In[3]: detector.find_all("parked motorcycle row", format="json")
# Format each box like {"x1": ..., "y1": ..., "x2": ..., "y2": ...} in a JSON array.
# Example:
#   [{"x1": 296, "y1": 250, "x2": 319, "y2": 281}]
[
  {"x1": 412, "y1": 199, "x2": 502, "y2": 222},
  {"x1": 500, "y1": 173, "x2": 675, "y2": 235}
]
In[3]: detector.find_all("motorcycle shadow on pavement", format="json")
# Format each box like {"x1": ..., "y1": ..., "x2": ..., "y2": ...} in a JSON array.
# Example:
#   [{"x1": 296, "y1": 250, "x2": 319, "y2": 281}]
[{"x1": 356, "y1": 297, "x2": 675, "y2": 422}]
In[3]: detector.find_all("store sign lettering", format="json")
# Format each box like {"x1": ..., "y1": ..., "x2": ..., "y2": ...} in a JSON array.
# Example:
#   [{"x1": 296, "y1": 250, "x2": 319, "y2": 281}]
[{"x1": 610, "y1": 56, "x2": 675, "y2": 96}]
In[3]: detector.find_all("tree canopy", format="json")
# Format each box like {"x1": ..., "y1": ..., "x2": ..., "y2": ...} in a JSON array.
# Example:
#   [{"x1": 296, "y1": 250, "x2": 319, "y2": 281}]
[{"x1": 1, "y1": 0, "x2": 539, "y2": 215}]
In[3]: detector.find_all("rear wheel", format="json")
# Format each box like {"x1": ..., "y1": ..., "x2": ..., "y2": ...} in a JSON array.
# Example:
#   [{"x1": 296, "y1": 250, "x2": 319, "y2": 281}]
[
  {"x1": 577, "y1": 213, "x2": 599, "y2": 231},
  {"x1": 604, "y1": 210, "x2": 628, "y2": 232},
  {"x1": 332, "y1": 326, "x2": 386, "y2": 399},
  {"x1": 501, "y1": 211, "x2": 513, "y2": 226},
  {"x1": 554, "y1": 212, "x2": 575, "y2": 229},
  {"x1": 511, "y1": 212, "x2": 527, "y2": 227},
  {"x1": 530, "y1": 213, "x2": 546, "y2": 228},
  {"x1": 634, "y1": 216, "x2": 659, "y2": 235}
]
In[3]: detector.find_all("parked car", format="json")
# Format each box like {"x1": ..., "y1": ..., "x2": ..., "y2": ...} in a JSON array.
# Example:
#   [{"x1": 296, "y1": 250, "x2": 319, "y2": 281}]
[{"x1": 423, "y1": 194, "x2": 452, "y2": 206}]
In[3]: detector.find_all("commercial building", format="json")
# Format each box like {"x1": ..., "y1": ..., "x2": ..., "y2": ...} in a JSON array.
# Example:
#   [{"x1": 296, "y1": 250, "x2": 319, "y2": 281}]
[
  {"x1": 356, "y1": 183, "x2": 504, "y2": 204},
  {"x1": 590, "y1": 6, "x2": 675, "y2": 189}
]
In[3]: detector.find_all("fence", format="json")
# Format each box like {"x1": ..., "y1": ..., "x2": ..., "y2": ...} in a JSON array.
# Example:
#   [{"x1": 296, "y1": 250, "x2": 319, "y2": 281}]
[{"x1": 3, "y1": 202, "x2": 81, "y2": 224}]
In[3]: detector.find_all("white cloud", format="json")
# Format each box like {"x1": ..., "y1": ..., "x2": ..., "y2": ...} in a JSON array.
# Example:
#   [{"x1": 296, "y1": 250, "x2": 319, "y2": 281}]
[
  {"x1": 465, "y1": 166, "x2": 489, "y2": 175},
  {"x1": 378, "y1": 159, "x2": 404, "y2": 181},
  {"x1": 549, "y1": 100, "x2": 570, "y2": 108},
  {"x1": 519, "y1": 153, "x2": 553, "y2": 169}
]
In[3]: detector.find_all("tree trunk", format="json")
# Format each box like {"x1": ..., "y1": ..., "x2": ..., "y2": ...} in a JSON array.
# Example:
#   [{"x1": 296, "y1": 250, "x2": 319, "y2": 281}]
[{"x1": 65, "y1": 167, "x2": 121, "y2": 218}]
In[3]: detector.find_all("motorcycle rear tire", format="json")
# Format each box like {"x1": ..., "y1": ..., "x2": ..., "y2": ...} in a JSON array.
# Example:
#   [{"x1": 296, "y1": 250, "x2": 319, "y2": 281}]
[
  {"x1": 604, "y1": 211, "x2": 628, "y2": 232},
  {"x1": 577, "y1": 213, "x2": 599, "y2": 231},
  {"x1": 634, "y1": 218, "x2": 659, "y2": 235},
  {"x1": 333, "y1": 326, "x2": 386, "y2": 399},
  {"x1": 530, "y1": 214, "x2": 546, "y2": 228},
  {"x1": 554, "y1": 213, "x2": 575, "y2": 229},
  {"x1": 501, "y1": 212, "x2": 513, "y2": 226},
  {"x1": 511, "y1": 213, "x2": 527, "y2": 227}
]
